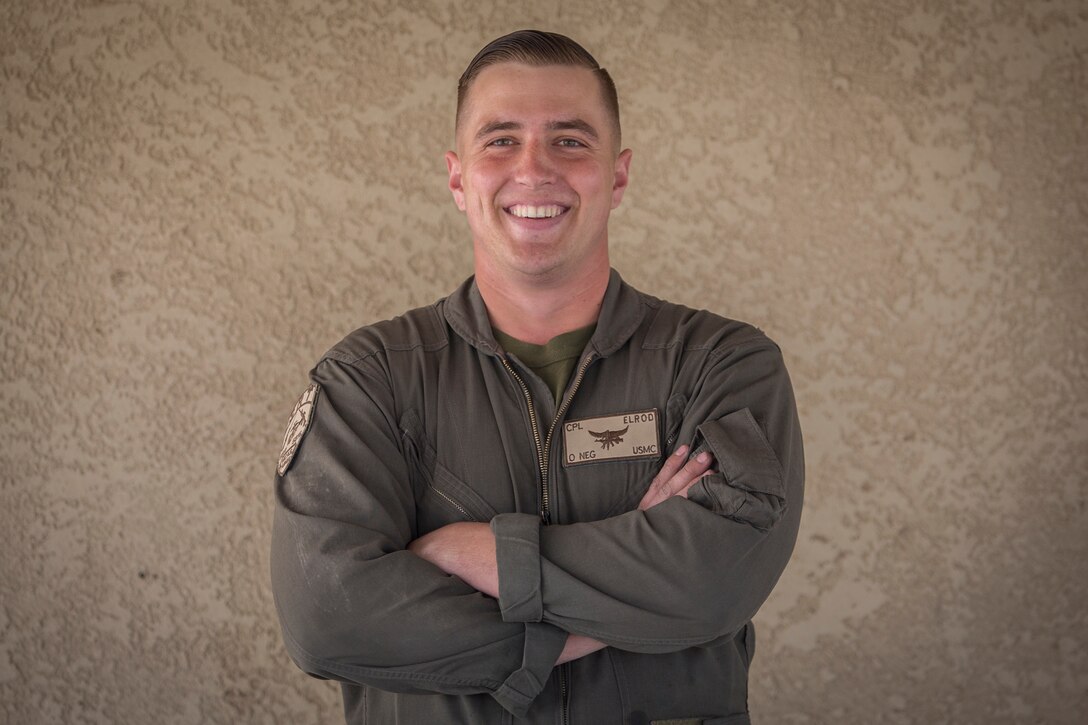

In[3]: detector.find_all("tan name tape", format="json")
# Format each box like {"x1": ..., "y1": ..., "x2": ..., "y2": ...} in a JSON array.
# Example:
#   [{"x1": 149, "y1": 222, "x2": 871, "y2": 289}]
[{"x1": 562, "y1": 408, "x2": 660, "y2": 466}]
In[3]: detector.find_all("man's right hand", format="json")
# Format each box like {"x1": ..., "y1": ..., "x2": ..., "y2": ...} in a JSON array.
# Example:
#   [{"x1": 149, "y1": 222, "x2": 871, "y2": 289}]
[{"x1": 637, "y1": 445, "x2": 715, "y2": 511}]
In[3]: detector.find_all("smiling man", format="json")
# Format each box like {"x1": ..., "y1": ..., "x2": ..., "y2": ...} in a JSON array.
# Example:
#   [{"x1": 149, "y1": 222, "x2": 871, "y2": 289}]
[
  {"x1": 447, "y1": 60, "x2": 631, "y2": 343},
  {"x1": 271, "y1": 30, "x2": 804, "y2": 725}
]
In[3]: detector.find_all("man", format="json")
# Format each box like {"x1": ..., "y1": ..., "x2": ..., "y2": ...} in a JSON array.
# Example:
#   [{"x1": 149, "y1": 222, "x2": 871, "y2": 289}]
[{"x1": 271, "y1": 29, "x2": 803, "y2": 724}]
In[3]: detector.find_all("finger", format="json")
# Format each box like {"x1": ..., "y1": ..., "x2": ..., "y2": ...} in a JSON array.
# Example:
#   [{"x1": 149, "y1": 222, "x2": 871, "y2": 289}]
[
  {"x1": 674, "y1": 450, "x2": 714, "y2": 482},
  {"x1": 676, "y1": 469, "x2": 714, "y2": 499},
  {"x1": 665, "y1": 450, "x2": 713, "y2": 491},
  {"x1": 639, "y1": 450, "x2": 716, "y2": 510},
  {"x1": 652, "y1": 444, "x2": 689, "y2": 485},
  {"x1": 641, "y1": 445, "x2": 689, "y2": 506},
  {"x1": 654, "y1": 449, "x2": 713, "y2": 500},
  {"x1": 637, "y1": 483, "x2": 664, "y2": 511}
]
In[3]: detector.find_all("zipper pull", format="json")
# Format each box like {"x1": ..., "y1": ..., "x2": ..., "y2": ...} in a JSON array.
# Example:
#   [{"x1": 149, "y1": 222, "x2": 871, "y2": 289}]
[{"x1": 540, "y1": 509, "x2": 551, "y2": 526}]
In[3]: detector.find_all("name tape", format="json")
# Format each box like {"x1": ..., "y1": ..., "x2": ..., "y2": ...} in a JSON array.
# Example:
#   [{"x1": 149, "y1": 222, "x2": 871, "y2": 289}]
[{"x1": 562, "y1": 408, "x2": 660, "y2": 466}]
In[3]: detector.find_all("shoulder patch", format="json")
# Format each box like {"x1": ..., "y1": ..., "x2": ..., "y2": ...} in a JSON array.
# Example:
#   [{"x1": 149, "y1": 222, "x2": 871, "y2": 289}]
[{"x1": 277, "y1": 383, "x2": 320, "y2": 476}]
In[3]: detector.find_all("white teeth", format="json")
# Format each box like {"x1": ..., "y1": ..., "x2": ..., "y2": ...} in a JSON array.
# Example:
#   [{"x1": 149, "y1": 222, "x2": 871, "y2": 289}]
[{"x1": 509, "y1": 204, "x2": 564, "y2": 219}]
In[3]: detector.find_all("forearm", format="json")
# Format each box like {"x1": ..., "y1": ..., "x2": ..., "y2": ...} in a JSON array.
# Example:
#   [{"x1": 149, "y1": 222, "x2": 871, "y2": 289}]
[
  {"x1": 409, "y1": 523, "x2": 608, "y2": 666},
  {"x1": 408, "y1": 522, "x2": 499, "y2": 597},
  {"x1": 422, "y1": 475, "x2": 799, "y2": 655},
  {"x1": 539, "y1": 499, "x2": 796, "y2": 649}
]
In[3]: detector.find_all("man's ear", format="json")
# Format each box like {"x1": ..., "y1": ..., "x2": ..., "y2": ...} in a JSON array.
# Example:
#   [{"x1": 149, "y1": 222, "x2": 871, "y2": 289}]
[
  {"x1": 445, "y1": 151, "x2": 466, "y2": 211},
  {"x1": 611, "y1": 148, "x2": 633, "y2": 209}
]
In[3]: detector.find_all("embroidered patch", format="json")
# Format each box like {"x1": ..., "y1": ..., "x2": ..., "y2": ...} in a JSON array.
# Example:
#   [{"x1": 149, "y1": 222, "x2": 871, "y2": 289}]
[
  {"x1": 562, "y1": 408, "x2": 660, "y2": 466},
  {"x1": 277, "y1": 383, "x2": 319, "y2": 476}
]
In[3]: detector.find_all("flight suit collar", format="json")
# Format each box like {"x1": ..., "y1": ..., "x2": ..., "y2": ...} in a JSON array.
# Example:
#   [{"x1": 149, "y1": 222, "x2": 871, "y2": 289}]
[{"x1": 443, "y1": 268, "x2": 648, "y2": 359}]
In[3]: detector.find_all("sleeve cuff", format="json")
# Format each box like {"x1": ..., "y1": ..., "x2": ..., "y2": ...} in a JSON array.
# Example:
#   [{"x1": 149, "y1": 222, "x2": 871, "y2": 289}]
[
  {"x1": 491, "y1": 512, "x2": 544, "y2": 623},
  {"x1": 687, "y1": 408, "x2": 786, "y2": 530},
  {"x1": 491, "y1": 621, "x2": 567, "y2": 717}
]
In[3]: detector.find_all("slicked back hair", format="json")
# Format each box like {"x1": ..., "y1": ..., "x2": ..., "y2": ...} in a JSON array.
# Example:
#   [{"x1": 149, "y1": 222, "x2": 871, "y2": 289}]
[{"x1": 455, "y1": 29, "x2": 621, "y2": 148}]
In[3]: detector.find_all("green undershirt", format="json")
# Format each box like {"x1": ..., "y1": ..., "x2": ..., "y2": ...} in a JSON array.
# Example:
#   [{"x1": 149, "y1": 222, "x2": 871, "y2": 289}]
[{"x1": 493, "y1": 324, "x2": 596, "y2": 406}]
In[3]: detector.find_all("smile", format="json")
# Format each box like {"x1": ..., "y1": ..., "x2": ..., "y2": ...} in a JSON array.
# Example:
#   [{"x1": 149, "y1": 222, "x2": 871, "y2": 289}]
[{"x1": 506, "y1": 204, "x2": 567, "y2": 219}]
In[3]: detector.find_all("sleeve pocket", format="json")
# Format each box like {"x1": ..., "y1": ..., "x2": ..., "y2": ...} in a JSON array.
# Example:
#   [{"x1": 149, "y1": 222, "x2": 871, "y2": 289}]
[
  {"x1": 427, "y1": 462, "x2": 499, "y2": 523},
  {"x1": 401, "y1": 410, "x2": 499, "y2": 530},
  {"x1": 686, "y1": 408, "x2": 786, "y2": 531}
]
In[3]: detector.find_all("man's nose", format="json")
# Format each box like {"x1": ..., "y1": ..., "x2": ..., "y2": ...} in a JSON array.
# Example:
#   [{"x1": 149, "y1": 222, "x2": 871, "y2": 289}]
[{"x1": 514, "y1": 142, "x2": 556, "y2": 186}]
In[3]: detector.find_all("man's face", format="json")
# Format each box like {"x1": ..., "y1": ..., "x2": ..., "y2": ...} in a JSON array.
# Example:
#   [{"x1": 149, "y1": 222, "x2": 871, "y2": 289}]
[{"x1": 446, "y1": 63, "x2": 632, "y2": 285}]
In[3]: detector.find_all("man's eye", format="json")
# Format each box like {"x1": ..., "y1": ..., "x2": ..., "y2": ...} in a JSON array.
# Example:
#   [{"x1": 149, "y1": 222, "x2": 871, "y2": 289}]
[
  {"x1": 557, "y1": 138, "x2": 585, "y2": 148},
  {"x1": 488, "y1": 138, "x2": 514, "y2": 147}
]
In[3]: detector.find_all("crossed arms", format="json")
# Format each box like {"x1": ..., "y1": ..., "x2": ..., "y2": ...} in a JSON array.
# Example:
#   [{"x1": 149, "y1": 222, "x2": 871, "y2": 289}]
[{"x1": 408, "y1": 444, "x2": 717, "y2": 664}]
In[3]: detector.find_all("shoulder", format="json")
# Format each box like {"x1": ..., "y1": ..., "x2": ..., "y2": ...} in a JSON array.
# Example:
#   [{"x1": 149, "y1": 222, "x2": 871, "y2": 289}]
[
  {"x1": 320, "y1": 298, "x2": 450, "y2": 370},
  {"x1": 636, "y1": 292, "x2": 777, "y2": 357}
]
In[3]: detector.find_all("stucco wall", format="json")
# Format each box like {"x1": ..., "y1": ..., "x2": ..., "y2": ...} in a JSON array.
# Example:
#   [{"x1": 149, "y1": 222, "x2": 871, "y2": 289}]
[{"x1": 2, "y1": 1, "x2": 1085, "y2": 723}]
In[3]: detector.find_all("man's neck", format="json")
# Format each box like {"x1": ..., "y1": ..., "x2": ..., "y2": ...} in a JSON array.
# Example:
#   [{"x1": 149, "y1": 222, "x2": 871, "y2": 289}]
[{"x1": 476, "y1": 262, "x2": 609, "y2": 345}]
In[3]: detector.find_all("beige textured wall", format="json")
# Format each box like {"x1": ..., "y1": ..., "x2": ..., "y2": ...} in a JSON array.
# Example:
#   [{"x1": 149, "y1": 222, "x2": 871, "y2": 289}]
[{"x1": 2, "y1": 1, "x2": 1086, "y2": 723}]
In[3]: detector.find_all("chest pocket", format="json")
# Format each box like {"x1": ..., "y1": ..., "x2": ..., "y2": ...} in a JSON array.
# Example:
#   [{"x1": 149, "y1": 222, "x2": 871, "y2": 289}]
[{"x1": 400, "y1": 410, "x2": 498, "y2": 535}]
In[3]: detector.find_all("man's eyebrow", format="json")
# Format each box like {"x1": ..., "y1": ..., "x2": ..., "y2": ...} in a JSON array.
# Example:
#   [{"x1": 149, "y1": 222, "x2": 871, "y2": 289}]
[
  {"x1": 547, "y1": 119, "x2": 599, "y2": 140},
  {"x1": 473, "y1": 119, "x2": 600, "y2": 141},
  {"x1": 475, "y1": 121, "x2": 521, "y2": 141}
]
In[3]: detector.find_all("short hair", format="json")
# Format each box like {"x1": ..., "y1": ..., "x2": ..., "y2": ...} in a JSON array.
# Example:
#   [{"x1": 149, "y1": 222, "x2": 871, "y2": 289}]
[{"x1": 456, "y1": 29, "x2": 621, "y2": 145}]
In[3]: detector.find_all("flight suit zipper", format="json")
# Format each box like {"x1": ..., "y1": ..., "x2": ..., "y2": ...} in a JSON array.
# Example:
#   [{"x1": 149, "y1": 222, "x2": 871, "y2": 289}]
[
  {"x1": 432, "y1": 487, "x2": 471, "y2": 519},
  {"x1": 560, "y1": 662, "x2": 571, "y2": 725},
  {"x1": 500, "y1": 352, "x2": 595, "y2": 524},
  {"x1": 500, "y1": 352, "x2": 595, "y2": 725}
]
